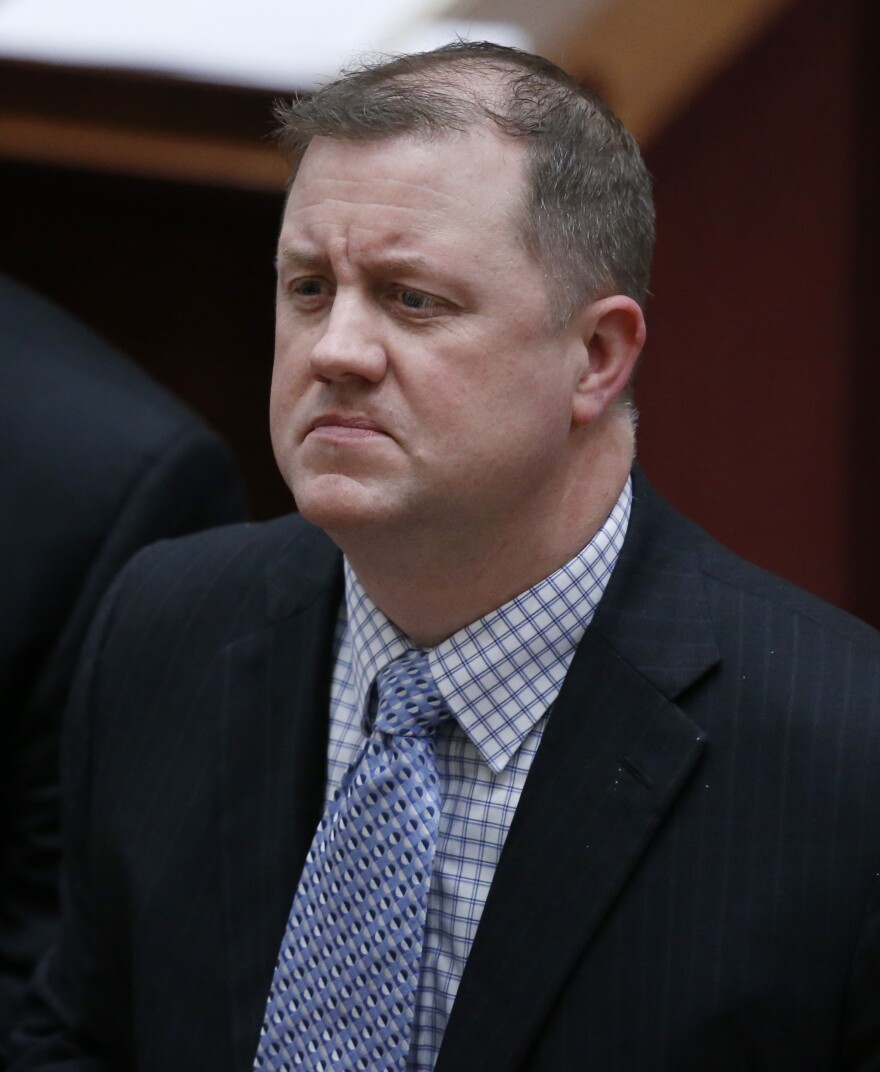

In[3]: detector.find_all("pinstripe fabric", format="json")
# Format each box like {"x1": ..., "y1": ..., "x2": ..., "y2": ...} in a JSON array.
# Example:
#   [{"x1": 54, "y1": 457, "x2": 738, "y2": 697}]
[
  {"x1": 12, "y1": 469, "x2": 880, "y2": 1072},
  {"x1": 327, "y1": 479, "x2": 631, "y2": 1070}
]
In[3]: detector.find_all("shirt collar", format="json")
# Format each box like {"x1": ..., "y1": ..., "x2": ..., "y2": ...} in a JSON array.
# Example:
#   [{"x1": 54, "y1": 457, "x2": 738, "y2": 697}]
[{"x1": 343, "y1": 476, "x2": 631, "y2": 774}]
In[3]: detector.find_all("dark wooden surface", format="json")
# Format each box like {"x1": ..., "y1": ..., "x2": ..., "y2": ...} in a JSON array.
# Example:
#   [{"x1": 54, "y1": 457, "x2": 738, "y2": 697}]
[{"x1": 0, "y1": 58, "x2": 287, "y2": 140}]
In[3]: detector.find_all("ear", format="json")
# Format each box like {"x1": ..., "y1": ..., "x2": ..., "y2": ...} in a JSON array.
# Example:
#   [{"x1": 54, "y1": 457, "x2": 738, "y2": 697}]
[{"x1": 571, "y1": 296, "x2": 646, "y2": 426}]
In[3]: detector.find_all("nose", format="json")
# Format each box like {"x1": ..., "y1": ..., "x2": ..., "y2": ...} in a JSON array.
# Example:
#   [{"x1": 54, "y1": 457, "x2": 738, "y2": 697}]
[{"x1": 309, "y1": 291, "x2": 388, "y2": 384}]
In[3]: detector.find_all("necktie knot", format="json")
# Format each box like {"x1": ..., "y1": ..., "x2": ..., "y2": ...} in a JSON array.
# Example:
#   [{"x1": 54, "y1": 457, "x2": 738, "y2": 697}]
[{"x1": 374, "y1": 650, "x2": 452, "y2": 738}]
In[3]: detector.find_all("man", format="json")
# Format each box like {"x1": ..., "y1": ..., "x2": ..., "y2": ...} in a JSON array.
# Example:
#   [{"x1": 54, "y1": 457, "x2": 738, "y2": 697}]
[
  {"x1": 9, "y1": 42, "x2": 880, "y2": 1071},
  {"x1": 0, "y1": 272, "x2": 247, "y2": 1061}
]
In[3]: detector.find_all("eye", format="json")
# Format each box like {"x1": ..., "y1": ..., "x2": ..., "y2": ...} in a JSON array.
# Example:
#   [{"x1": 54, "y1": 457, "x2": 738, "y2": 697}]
[
  {"x1": 392, "y1": 287, "x2": 446, "y2": 318},
  {"x1": 283, "y1": 276, "x2": 332, "y2": 311},
  {"x1": 400, "y1": 289, "x2": 429, "y2": 308},
  {"x1": 292, "y1": 278, "x2": 325, "y2": 298}
]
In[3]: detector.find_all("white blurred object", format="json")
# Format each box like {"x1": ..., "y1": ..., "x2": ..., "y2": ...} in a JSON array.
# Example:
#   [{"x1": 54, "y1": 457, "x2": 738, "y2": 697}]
[
  {"x1": 385, "y1": 19, "x2": 532, "y2": 56},
  {"x1": 444, "y1": 0, "x2": 609, "y2": 57},
  {"x1": 0, "y1": 0, "x2": 531, "y2": 89}
]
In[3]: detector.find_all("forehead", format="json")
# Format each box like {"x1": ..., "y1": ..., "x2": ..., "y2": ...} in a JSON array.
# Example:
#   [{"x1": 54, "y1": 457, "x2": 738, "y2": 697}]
[{"x1": 279, "y1": 132, "x2": 530, "y2": 259}]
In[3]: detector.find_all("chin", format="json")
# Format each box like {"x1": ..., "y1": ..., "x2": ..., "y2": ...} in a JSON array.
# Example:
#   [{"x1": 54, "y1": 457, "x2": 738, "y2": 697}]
[{"x1": 291, "y1": 471, "x2": 397, "y2": 536}]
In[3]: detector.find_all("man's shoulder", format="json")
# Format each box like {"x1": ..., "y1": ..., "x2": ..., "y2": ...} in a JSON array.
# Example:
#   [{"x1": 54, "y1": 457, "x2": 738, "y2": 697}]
[
  {"x1": 106, "y1": 513, "x2": 341, "y2": 640},
  {"x1": 1, "y1": 275, "x2": 193, "y2": 440},
  {"x1": 124, "y1": 510, "x2": 338, "y2": 581},
  {"x1": 696, "y1": 526, "x2": 880, "y2": 654},
  {"x1": 624, "y1": 468, "x2": 880, "y2": 666},
  {"x1": 70, "y1": 514, "x2": 341, "y2": 747},
  {"x1": 613, "y1": 473, "x2": 880, "y2": 767}
]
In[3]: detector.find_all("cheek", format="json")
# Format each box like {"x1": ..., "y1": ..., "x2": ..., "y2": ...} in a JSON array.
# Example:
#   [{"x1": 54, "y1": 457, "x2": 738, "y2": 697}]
[
  {"x1": 268, "y1": 357, "x2": 287, "y2": 422},
  {"x1": 271, "y1": 322, "x2": 312, "y2": 405},
  {"x1": 268, "y1": 393, "x2": 289, "y2": 468},
  {"x1": 268, "y1": 358, "x2": 302, "y2": 457},
  {"x1": 452, "y1": 340, "x2": 564, "y2": 420}
]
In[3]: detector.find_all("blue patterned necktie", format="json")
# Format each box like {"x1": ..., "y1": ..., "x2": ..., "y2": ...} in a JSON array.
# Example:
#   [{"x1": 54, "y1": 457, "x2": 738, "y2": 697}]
[{"x1": 254, "y1": 649, "x2": 453, "y2": 1071}]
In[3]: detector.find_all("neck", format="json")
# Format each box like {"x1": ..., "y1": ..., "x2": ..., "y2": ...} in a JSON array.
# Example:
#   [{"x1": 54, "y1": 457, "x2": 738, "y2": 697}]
[{"x1": 333, "y1": 420, "x2": 635, "y2": 648}]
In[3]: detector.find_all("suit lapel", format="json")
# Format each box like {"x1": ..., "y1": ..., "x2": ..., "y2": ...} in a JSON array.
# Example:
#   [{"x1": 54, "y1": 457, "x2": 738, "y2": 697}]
[
  {"x1": 217, "y1": 524, "x2": 344, "y2": 1069},
  {"x1": 211, "y1": 475, "x2": 722, "y2": 1070},
  {"x1": 437, "y1": 472, "x2": 720, "y2": 1072}
]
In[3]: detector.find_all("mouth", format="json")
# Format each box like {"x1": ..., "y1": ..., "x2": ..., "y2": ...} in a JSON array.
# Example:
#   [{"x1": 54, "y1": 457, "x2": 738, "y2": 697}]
[{"x1": 306, "y1": 413, "x2": 390, "y2": 443}]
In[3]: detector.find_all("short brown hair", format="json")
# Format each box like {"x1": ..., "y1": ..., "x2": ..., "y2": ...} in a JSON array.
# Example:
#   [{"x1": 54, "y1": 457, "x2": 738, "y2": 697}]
[{"x1": 275, "y1": 40, "x2": 655, "y2": 326}]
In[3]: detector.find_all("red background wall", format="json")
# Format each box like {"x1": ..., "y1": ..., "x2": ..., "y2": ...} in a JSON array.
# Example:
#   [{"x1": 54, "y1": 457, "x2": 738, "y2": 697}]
[{"x1": 639, "y1": 0, "x2": 859, "y2": 612}]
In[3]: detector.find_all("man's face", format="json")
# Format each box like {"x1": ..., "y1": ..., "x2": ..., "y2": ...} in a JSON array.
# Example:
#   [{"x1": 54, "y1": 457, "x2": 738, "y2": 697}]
[{"x1": 271, "y1": 130, "x2": 588, "y2": 546}]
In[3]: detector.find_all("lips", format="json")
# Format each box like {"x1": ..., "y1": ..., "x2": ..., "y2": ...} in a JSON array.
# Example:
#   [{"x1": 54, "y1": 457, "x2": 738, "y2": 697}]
[
  {"x1": 306, "y1": 413, "x2": 390, "y2": 443},
  {"x1": 311, "y1": 414, "x2": 384, "y2": 433}
]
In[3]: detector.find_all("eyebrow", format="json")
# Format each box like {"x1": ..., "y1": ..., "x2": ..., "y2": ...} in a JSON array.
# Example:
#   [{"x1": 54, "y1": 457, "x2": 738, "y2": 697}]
[
  {"x1": 276, "y1": 245, "x2": 432, "y2": 279},
  {"x1": 276, "y1": 247, "x2": 327, "y2": 272}
]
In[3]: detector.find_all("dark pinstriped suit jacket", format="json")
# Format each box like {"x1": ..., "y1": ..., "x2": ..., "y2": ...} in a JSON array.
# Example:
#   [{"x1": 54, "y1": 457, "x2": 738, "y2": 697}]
[
  {"x1": 0, "y1": 274, "x2": 246, "y2": 1063},
  {"x1": 10, "y1": 467, "x2": 880, "y2": 1070}
]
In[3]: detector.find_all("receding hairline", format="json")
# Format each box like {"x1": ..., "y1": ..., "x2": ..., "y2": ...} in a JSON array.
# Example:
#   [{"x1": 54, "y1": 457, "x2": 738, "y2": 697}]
[
  {"x1": 282, "y1": 126, "x2": 538, "y2": 272},
  {"x1": 285, "y1": 115, "x2": 532, "y2": 190},
  {"x1": 275, "y1": 49, "x2": 610, "y2": 167},
  {"x1": 275, "y1": 41, "x2": 655, "y2": 328}
]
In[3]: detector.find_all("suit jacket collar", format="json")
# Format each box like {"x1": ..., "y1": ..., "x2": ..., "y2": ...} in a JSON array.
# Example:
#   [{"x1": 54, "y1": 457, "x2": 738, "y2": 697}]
[
  {"x1": 593, "y1": 464, "x2": 721, "y2": 698},
  {"x1": 220, "y1": 469, "x2": 721, "y2": 1069},
  {"x1": 259, "y1": 465, "x2": 719, "y2": 692},
  {"x1": 435, "y1": 466, "x2": 719, "y2": 1071},
  {"x1": 264, "y1": 517, "x2": 343, "y2": 623}
]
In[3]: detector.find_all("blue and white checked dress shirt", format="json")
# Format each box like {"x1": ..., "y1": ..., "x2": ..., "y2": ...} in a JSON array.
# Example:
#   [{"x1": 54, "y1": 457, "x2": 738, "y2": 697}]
[{"x1": 326, "y1": 478, "x2": 631, "y2": 1071}]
